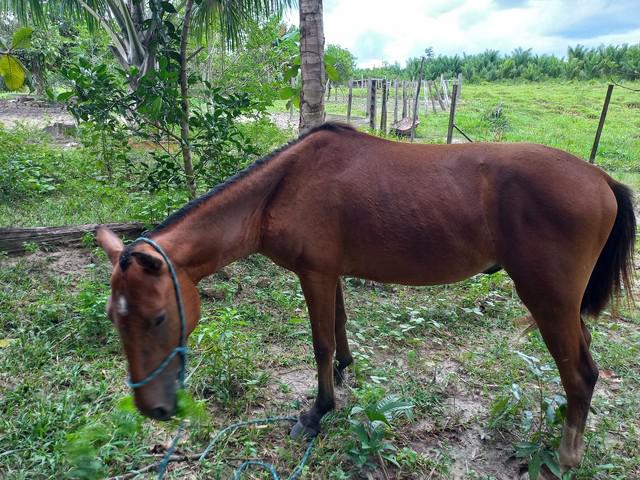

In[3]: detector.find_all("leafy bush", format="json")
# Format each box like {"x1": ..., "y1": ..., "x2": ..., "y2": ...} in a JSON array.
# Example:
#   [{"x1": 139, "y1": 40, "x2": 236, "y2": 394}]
[
  {"x1": 64, "y1": 399, "x2": 144, "y2": 480},
  {"x1": 62, "y1": 54, "x2": 263, "y2": 195},
  {"x1": 0, "y1": 127, "x2": 59, "y2": 201},
  {"x1": 192, "y1": 307, "x2": 266, "y2": 407},
  {"x1": 64, "y1": 392, "x2": 207, "y2": 480}
]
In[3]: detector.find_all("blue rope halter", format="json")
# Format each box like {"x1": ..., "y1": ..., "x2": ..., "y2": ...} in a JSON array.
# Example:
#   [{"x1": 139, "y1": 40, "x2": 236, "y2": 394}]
[{"x1": 125, "y1": 237, "x2": 187, "y2": 390}]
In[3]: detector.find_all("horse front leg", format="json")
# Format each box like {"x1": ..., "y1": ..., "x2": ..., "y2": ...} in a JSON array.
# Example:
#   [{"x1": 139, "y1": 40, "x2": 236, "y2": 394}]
[{"x1": 290, "y1": 273, "x2": 338, "y2": 439}]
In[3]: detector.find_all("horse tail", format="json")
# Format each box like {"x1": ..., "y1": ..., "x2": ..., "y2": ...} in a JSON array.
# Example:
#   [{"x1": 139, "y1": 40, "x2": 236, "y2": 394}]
[{"x1": 581, "y1": 179, "x2": 636, "y2": 316}]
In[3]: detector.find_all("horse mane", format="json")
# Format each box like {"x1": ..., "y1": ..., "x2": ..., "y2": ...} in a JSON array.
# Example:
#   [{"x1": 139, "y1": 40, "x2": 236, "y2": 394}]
[{"x1": 149, "y1": 122, "x2": 356, "y2": 235}]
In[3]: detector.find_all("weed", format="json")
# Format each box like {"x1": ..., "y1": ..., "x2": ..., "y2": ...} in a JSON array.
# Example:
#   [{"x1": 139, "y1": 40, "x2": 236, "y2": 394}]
[
  {"x1": 347, "y1": 388, "x2": 414, "y2": 471},
  {"x1": 483, "y1": 103, "x2": 510, "y2": 141},
  {"x1": 191, "y1": 307, "x2": 267, "y2": 408},
  {"x1": 0, "y1": 127, "x2": 59, "y2": 202},
  {"x1": 488, "y1": 350, "x2": 569, "y2": 478}
]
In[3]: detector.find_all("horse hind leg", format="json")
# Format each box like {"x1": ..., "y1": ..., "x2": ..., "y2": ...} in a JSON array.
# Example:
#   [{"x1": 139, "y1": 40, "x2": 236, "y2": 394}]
[
  {"x1": 290, "y1": 273, "x2": 338, "y2": 439},
  {"x1": 333, "y1": 279, "x2": 353, "y2": 386},
  {"x1": 513, "y1": 278, "x2": 598, "y2": 473}
]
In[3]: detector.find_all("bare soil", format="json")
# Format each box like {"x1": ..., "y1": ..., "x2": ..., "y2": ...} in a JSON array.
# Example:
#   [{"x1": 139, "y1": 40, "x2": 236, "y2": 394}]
[
  {"x1": 2, "y1": 247, "x2": 96, "y2": 275},
  {"x1": 0, "y1": 96, "x2": 74, "y2": 130}
]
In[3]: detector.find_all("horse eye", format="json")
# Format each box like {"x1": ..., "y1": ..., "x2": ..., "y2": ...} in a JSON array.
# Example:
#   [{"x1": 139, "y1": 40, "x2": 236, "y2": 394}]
[{"x1": 154, "y1": 313, "x2": 167, "y2": 327}]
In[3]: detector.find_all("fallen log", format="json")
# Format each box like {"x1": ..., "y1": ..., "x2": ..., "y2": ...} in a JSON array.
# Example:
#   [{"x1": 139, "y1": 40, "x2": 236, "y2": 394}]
[{"x1": 0, "y1": 222, "x2": 149, "y2": 255}]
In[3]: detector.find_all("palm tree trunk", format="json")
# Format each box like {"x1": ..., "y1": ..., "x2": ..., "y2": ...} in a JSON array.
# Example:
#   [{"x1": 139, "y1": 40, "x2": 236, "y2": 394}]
[
  {"x1": 180, "y1": 0, "x2": 197, "y2": 199},
  {"x1": 299, "y1": 0, "x2": 325, "y2": 133}
]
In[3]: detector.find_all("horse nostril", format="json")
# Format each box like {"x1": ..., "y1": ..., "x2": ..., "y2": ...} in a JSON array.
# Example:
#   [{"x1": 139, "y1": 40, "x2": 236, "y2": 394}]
[{"x1": 151, "y1": 406, "x2": 172, "y2": 420}]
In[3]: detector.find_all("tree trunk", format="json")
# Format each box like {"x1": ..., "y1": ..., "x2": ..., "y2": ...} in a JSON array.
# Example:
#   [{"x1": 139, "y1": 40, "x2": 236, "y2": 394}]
[
  {"x1": 180, "y1": 0, "x2": 197, "y2": 199},
  {"x1": 299, "y1": 0, "x2": 326, "y2": 133},
  {"x1": 31, "y1": 57, "x2": 46, "y2": 97}
]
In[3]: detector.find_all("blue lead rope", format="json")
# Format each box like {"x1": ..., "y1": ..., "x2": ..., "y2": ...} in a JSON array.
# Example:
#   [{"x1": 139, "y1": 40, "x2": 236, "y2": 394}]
[
  {"x1": 199, "y1": 416, "x2": 316, "y2": 480},
  {"x1": 127, "y1": 238, "x2": 315, "y2": 480}
]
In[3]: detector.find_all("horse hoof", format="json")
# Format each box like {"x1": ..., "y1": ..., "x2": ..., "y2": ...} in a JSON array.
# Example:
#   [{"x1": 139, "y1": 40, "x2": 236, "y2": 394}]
[
  {"x1": 290, "y1": 420, "x2": 319, "y2": 440},
  {"x1": 518, "y1": 466, "x2": 553, "y2": 480}
]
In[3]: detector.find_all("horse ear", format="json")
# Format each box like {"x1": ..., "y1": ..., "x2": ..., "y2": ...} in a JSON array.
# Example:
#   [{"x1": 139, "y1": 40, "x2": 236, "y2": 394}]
[
  {"x1": 131, "y1": 251, "x2": 164, "y2": 274},
  {"x1": 96, "y1": 227, "x2": 124, "y2": 265}
]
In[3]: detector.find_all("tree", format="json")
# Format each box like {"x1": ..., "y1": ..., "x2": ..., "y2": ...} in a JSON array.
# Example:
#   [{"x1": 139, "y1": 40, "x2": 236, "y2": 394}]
[
  {"x1": 326, "y1": 43, "x2": 356, "y2": 85},
  {"x1": 299, "y1": 0, "x2": 325, "y2": 132},
  {"x1": 1, "y1": 0, "x2": 294, "y2": 89}
]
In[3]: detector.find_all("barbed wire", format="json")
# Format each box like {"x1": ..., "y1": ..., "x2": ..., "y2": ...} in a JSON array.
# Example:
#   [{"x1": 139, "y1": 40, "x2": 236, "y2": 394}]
[{"x1": 612, "y1": 82, "x2": 640, "y2": 92}]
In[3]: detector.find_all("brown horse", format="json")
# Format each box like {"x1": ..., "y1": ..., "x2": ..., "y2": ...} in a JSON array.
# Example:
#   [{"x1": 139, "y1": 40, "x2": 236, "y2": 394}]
[{"x1": 97, "y1": 123, "x2": 635, "y2": 474}]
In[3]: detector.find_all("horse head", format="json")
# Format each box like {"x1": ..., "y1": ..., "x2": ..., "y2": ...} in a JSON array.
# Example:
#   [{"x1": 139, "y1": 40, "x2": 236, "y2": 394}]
[{"x1": 96, "y1": 227, "x2": 200, "y2": 420}]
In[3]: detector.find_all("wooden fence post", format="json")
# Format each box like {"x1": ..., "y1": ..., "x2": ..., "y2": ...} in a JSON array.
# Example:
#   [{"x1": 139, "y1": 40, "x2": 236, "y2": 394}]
[
  {"x1": 447, "y1": 83, "x2": 459, "y2": 144},
  {"x1": 394, "y1": 79, "x2": 399, "y2": 124},
  {"x1": 589, "y1": 84, "x2": 614, "y2": 164},
  {"x1": 440, "y1": 75, "x2": 449, "y2": 107},
  {"x1": 369, "y1": 79, "x2": 377, "y2": 130},
  {"x1": 347, "y1": 80, "x2": 353, "y2": 123},
  {"x1": 407, "y1": 81, "x2": 412, "y2": 120},
  {"x1": 380, "y1": 79, "x2": 388, "y2": 133},
  {"x1": 423, "y1": 80, "x2": 429, "y2": 115},
  {"x1": 411, "y1": 58, "x2": 426, "y2": 142},
  {"x1": 366, "y1": 78, "x2": 372, "y2": 118},
  {"x1": 456, "y1": 73, "x2": 463, "y2": 100},
  {"x1": 402, "y1": 81, "x2": 407, "y2": 119},
  {"x1": 435, "y1": 82, "x2": 446, "y2": 111},
  {"x1": 427, "y1": 81, "x2": 437, "y2": 113}
]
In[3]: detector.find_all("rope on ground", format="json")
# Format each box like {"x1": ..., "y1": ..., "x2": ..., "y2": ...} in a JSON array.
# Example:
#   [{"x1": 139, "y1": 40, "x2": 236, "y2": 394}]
[
  {"x1": 198, "y1": 416, "x2": 315, "y2": 480},
  {"x1": 108, "y1": 416, "x2": 315, "y2": 480},
  {"x1": 156, "y1": 422, "x2": 186, "y2": 479}
]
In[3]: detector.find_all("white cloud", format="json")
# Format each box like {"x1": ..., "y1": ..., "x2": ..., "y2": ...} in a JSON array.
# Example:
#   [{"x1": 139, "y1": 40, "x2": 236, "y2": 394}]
[{"x1": 286, "y1": 0, "x2": 640, "y2": 67}]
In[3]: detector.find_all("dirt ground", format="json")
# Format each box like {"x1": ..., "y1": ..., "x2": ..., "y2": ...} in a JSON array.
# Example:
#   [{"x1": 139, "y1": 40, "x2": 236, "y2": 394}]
[{"x1": 0, "y1": 96, "x2": 74, "y2": 129}]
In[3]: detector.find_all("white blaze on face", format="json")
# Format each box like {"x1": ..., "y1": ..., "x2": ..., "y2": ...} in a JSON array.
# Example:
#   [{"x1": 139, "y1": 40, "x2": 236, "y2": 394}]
[{"x1": 117, "y1": 295, "x2": 129, "y2": 316}]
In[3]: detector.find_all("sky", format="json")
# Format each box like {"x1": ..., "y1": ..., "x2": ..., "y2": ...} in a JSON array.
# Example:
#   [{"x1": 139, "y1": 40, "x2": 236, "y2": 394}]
[{"x1": 286, "y1": 0, "x2": 640, "y2": 67}]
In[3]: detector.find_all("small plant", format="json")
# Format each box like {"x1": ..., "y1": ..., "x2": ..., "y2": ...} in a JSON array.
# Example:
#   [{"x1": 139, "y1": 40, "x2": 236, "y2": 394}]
[
  {"x1": 64, "y1": 391, "x2": 207, "y2": 480},
  {"x1": 489, "y1": 350, "x2": 569, "y2": 479},
  {"x1": 347, "y1": 389, "x2": 414, "y2": 471},
  {"x1": 22, "y1": 241, "x2": 39, "y2": 254},
  {"x1": 193, "y1": 307, "x2": 265, "y2": 406},
  {"x1": 483, "y1": 103, "x2": 510, "y2": 141},
  {"x1": 81, "y1": 232, "x2": 95, "y2": 249},
  {"x1": 64, "y1": 397, "x2": 144, "y2": 480}
]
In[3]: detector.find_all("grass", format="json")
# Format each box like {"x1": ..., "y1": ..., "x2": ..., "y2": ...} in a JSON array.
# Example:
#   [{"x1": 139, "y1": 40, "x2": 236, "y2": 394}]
[
  {"x1": 1, "y1": 81, "x2": 639, "y2": 478},
  {"x1": 273, "y1": 80, "x2": 640, "y2": 173},
  {"x1": 1, "y1": 247, "x2": 638, "y2": 478},
  {"x1": 0, "y1": 125, "x2": 157, "y2": 228},
  {"x1": 0, "y1": 120, "x2": 291, "y2": 228}
]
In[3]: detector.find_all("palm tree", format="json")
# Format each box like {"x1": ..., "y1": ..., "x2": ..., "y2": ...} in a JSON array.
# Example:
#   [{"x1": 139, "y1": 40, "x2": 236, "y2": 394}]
[
  {"x1": 298, "y1": 0, "x2": 324, "y2": 132},
  {"x1": 0, "y1": 0, "x2": 294, "y2": 88}
]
